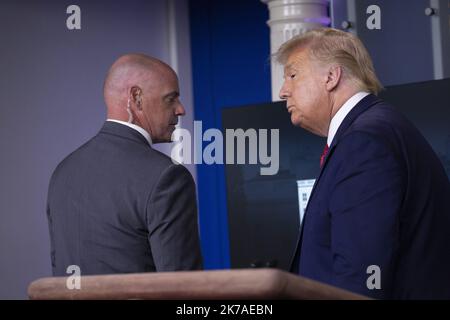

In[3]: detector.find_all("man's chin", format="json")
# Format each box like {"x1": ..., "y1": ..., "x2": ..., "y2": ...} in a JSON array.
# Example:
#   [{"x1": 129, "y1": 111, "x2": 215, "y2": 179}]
[
  {"x1": 290, "y1": 114, "x2": 302, "y2": 127},
  {"x1": 164, "y1": 134, "x2": 173, "y2": 143}
]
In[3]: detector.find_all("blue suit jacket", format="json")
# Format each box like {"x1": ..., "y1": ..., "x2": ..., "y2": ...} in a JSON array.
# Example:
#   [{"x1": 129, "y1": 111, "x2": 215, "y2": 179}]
[{"x1": 290, "y1": 94, "x2": 450, "y2": 299}]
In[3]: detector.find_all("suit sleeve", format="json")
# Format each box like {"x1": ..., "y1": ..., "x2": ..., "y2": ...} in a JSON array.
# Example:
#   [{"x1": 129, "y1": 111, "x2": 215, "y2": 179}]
[
  {"x1": 146, "y1": 164, "x2": 203, "y2": 271},
  {"x1": 328, "y1": 131, "x2": 404, "y2": 299}
]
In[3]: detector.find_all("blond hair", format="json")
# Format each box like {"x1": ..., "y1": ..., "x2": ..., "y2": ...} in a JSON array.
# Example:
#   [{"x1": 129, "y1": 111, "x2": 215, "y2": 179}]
[{"x1": 275, "y1": 28, "x2": 383, "y2": 95}]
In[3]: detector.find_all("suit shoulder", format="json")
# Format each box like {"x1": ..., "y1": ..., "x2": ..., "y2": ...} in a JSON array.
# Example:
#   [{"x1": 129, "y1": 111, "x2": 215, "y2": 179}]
[
  {"x1": 49, "y1": 137, "x2": 96, "y2": 184},
  {"x1": 346, "y1": 100, "x2": 415, "y2": 143},
  {"x1": 339, "y1": 100, "x2": 425, "y2": 166},
  {"x1": 133, "y1": 146, "x2": 194, "y2": 184},
  {"x1": 354, "y1": 101, "x2": 402, "y2": 128},
  {"x1": 141, "y1": 147, "x2": 183, "y2": 171}
]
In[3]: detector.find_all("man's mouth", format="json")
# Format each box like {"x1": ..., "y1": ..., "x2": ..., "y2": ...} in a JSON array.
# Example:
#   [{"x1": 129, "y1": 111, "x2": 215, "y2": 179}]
[{"x1": 287, "y1": 105, "x2": 295, "y2": 113}]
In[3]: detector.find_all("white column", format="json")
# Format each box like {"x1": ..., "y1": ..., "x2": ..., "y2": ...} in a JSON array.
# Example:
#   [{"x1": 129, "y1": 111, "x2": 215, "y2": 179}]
[
  {"x1": 429, "y1": 0, "x2": 450, "y2": 80},
  {"x1": 261, "y1": 0, "x2": 331, "y2": 101}
]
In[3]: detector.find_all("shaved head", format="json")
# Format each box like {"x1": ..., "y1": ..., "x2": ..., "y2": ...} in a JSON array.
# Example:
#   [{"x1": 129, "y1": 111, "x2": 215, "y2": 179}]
[
  {"x1": 103, "y1": 53, "x2": 185, "y2": 143},
  {"x1": 103, "y1": 53, "x2": 174, "y2": 109}
]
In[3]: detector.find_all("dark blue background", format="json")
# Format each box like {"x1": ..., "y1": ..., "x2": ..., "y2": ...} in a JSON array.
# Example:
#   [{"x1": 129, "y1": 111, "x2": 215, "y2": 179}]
[{"x1": 189, "y1": 0, "x2": 272, "y2": 269}]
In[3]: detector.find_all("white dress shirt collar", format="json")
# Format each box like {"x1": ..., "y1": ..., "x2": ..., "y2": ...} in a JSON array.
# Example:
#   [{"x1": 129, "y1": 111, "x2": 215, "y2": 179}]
[
  {"x1": 106, "y1": 119, "x2": 152, "y2": 145},
  {"x1": 327, "y1": 92, "x2": 370, "y2": 147}
]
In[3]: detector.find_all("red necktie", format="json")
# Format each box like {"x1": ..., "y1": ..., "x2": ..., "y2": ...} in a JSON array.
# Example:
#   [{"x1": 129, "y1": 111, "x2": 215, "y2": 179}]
[{"x1": 320, "y1": 144, "x2": 329, "y2": 168}]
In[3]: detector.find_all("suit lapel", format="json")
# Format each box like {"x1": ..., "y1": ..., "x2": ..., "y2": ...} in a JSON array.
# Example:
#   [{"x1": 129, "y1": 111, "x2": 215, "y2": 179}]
[{"x1": 306, "y1": 94, "x2": 382, "y2": 205}]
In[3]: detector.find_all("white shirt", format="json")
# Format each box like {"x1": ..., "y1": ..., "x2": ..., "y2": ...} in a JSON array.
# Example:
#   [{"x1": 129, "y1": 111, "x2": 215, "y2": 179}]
[
  {"x1": 106, "y1": 119, "x2": 153, "y2": 145},
  {"x1": 327, "y1": 92, "x2": 370, "y2": 146}
]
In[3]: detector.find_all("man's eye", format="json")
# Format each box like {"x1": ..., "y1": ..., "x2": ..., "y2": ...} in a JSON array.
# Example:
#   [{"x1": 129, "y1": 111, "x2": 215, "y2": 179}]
[{"x1": 290, "y1": 74, "x2": 296, "y2": 79}]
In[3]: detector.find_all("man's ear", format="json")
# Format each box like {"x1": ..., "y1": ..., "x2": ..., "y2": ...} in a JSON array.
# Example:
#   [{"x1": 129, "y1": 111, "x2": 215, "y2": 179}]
[
  {"x1": 325, "y1": 65, "x2": 342, "y2": 92},
  {"x1": 130, "y1": 86, "x2": 142, "y2": 107}
]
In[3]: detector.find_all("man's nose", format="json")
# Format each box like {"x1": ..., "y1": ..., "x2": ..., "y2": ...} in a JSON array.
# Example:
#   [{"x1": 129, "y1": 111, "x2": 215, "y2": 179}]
[
  {"x1": 279, "y1": 81, "x2": 290, "y2": 100},
  {"x1": 175, "y1": 103, "x2": 186, "y2": 116}
]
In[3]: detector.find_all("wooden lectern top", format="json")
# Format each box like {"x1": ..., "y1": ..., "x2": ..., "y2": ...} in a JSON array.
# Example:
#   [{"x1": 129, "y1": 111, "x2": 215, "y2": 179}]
[{"x1": 28, "y1": 268, "x2": 369, "y2": 300}]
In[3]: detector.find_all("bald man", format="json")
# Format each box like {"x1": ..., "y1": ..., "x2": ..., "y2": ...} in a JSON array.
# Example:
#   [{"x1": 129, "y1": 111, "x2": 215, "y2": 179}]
[{"x1": 47, "y1": 54, "x2": 203, "y2": 276}]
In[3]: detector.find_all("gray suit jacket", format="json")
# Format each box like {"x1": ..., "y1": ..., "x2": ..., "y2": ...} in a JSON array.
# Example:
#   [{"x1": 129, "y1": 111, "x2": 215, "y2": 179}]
[{"x1": 47, "y1": 121, "x2": 203, "y2": 276}]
